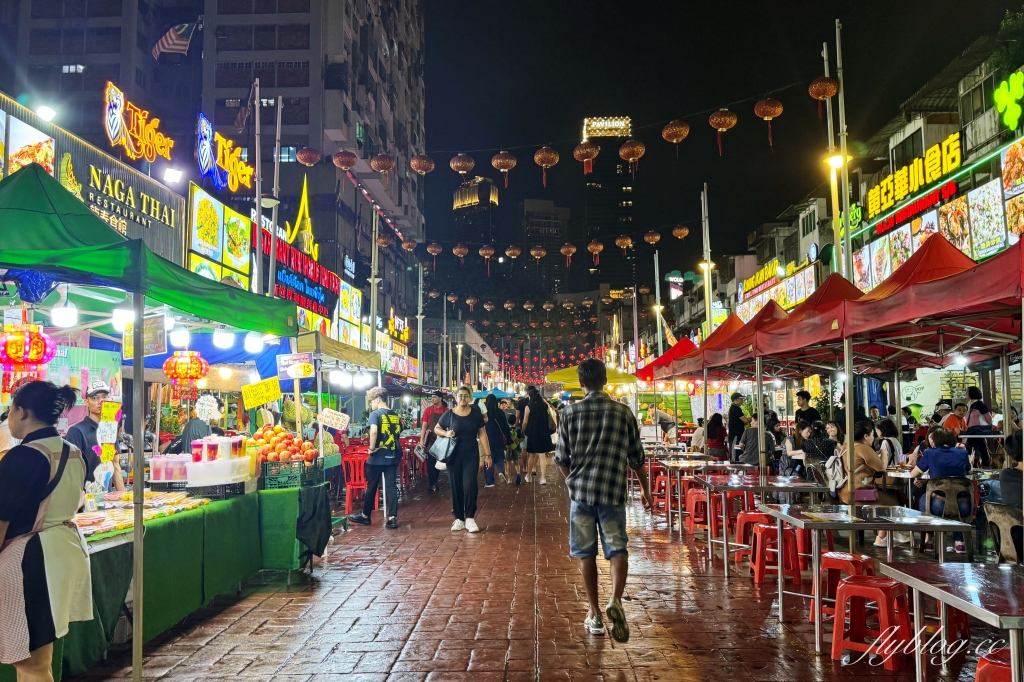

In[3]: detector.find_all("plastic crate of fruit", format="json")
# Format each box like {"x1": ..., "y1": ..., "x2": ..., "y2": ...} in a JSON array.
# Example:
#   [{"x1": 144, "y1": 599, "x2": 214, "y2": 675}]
[{"x1": 260, "y1": 458, "x2": 324, "y2": 490}]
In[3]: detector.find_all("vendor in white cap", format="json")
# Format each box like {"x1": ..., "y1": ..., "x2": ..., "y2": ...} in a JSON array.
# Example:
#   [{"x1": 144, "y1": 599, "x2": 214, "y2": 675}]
[
  {"x1": 65, "y1": 380, "x2": 124, "y2": 489},
  {"x1": 935, "y1": 402, "x2": 963, "y2": 436}
]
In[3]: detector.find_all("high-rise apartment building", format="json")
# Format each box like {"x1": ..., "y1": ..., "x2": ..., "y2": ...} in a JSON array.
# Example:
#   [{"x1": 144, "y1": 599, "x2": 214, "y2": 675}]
[
  {"x1": 452, "y1": 175, "x2": 498, "y2": 244},
  {"x1": 521, "y1": 198, "x2": 569, "y2": 293},
  {"x1": 202, "y1": 0, "x2": 425, "y2": 318},
  {"x1": 581, "y1": 116, "x2": 635, "y2": 289}
]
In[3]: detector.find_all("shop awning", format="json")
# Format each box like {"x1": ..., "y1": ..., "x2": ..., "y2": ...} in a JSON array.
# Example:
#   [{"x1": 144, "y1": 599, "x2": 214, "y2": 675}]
[
  {"x1": 635, "y1": 336, "x2": 697, "y2": 381},
  {"x1": 665, "y1": 313, "x2": 747, "y2": 378},
  {"x1": 0, "y1": 164, "x2": 297, "y2": 337},
  {"x1": 545, "y1": 365, "x2": 638, "y2": 387},
  {"x1": 699, "y1": 301, "x2": 789, "y2": 369},
  {"x1": 752, "y1": 273, "x2": 864, "y2": 358},
  {"x1": 296, "y1": 331, "x2": 381, "y2": 371}
]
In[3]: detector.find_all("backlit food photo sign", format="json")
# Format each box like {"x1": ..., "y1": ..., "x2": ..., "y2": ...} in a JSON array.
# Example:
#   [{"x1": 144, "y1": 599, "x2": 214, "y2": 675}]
[
  {"x1": 103, "y1": 82, "x2": 175, "y2": 164},
  {"x1": 196, "y1": 113, "x2": 254, "y2": 193}
]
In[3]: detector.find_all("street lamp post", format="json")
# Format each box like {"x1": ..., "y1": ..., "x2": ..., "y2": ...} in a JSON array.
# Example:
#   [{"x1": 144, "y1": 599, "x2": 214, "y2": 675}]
[
  {"x1": 654, "y1": 250, "x2": 664, "y2": 356},
  {"x1": 457, "y1": 343, "x2": 464, "y2": 388}
]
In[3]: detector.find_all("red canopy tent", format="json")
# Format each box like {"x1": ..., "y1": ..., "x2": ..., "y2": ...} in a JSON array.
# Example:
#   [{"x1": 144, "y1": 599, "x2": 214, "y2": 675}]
[
  {"x1": 665, "y1": 313, "x2": 747, "y2": 378},
  {"x1": 636, "y1": 336, "x2": 697, "y2": 381},
  {"x1": 699, "y1": 300, "x2": 789, "y2": 369}
]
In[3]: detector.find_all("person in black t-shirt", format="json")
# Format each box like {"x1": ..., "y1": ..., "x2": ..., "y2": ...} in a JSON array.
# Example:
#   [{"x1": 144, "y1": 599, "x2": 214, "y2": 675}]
[
  {"x1": 794, "y1": 390, "x2": 821, "y2": 426},
  {"x1": 727, "y1": 393, "x2": 750, "y2": 462},
  {"x1": 349, "y1": 387, "x2": 403, "y2": 529}
]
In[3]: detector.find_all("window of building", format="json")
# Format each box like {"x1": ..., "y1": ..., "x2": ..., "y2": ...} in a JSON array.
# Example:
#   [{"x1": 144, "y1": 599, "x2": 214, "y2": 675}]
[
  {"x1": 137, "y1": 31, "x2": 148, "y2": 53},
  {"x1": 86, "y1": 27, "x2": 121, "y2": 53},
  {"x1": 29, "y1": 66, "x2": 61, "y2": 91},
  {"x1": 254, "y1": 0, "x2": 276, "y2": 11},
  {"x1": 277, "y1": 0, "x2": 309, "y2": 11},
  {"x1": 616, "y1": 164, "x2": 623, "y2": 174},
  {"x1": 277, "y1": 61, "x2": 309, "y2": 87},
  {"x1": 134, "y1": 68, "x2": 145, "y2": 88},
  {"x1": 891, "y1": 129, "x2": 923, "y2": 171},
  {"x1": 281, "y1": 97, "x2": 309, "y2": 125},
  {"x1": 218, "y1": 25, "x2": 253, "y2": 51},
  {"x1": 253, "y1": 25, "x2": 276, "y2": 50},
  {"x1": 62, "y1": 64, "x2": 85, "y2": 73},
  {"x1": 254, "y1": 60, "x2": 275, "y2": 86},
  {"x1": 622, "y1": 186, "x2": 632, "y2": 192},
  {"x1": 801, "y1": 209, "x2": 816, "y2": 237},
  {"x1": 218, "y1": 0, "x2": 253, "y2": 13},
  {"x1": 62, "y1": 28, "x2": 85, "y2": 53},
  {"x1": 619, "y1": 201, "x2": 633, "y2": 207},
  {"x1": 277, "y1": 146, "x2": 298, "y2": 162},
  {"x1": 64, "y1": 0, "x2": 87, "y2": 17},
  {"x1": 31, "y1": 0, "x2": 62, "y2": 18},
  {"x1": 960, "y1": 73, "x2": 998, "y2": 126},
  {"x1": 29, "y1": 30, "x2": 62, "y2": 55},
  {"x1": 83, "y1": 63, "x2": 119, "y2": 89},
  {"x1": 87, "y1": 0, "x2": 122, "y2": 16},
  {"x1": 276, "y1": 24, "x2": 309, "y2": 49},
  {"x1": 216, "y1": 62, "x2": 253, "y2": 88}
]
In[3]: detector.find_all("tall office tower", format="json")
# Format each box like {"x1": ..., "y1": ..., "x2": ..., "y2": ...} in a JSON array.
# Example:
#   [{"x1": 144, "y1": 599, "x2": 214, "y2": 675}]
[
  {"x1": 581, "y1": 116, "x2": 635, "y2": 289},
  {"x1": 452, "y1": 175, "x2": 498, "y2": 244},
  {"x1": 521, "y1": 198, "x2": 569, "y2": 293}
]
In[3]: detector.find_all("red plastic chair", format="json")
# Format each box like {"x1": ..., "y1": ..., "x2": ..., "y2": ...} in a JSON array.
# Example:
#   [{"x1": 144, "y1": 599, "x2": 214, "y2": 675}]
[
  {"x1": 733, "y1": 511, "x2": 772, "y2": 566},
  {"x1": 831, "y1": 576, "x2": 911, "y2": 672},
  {"x1": 341, "y1": 452, "x2": 375, "y2": 515},
  {"x1": 685, "y1": 488, "x2": 709, "y2": 533},
  {"x1": 976, "y1": 648, "x2": 1013, "y2": 682},
  {"x1": 749, "y1": 523, "x2": 802, "y2": 586},
  {"x1": 810, "y1": 552, "x2": 874, "y2": 623}
]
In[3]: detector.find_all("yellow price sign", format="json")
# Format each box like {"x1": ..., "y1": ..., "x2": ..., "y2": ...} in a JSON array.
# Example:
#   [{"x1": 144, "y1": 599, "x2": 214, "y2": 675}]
[
  {"x1": 241, "y1": 377, "x2": 282, "y2": 409},
  {"x1": 99, "y1": 443, "x2": 117, "y2": 463},
  {"x1": 100, "y1": 401, "x2": 122, "y2": 422}
]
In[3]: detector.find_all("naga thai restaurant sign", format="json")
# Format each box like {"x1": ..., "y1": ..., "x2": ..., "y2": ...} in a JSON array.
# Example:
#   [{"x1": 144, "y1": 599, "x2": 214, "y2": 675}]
[{"x1": 0, "y1": 89, "x2": 184, "y2": 264}]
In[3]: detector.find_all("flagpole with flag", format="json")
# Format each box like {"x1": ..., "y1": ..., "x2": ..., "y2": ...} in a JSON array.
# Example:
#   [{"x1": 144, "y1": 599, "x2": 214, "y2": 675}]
[{"x1": 152, "y1": 22, "x2": 198, "y2": 61}]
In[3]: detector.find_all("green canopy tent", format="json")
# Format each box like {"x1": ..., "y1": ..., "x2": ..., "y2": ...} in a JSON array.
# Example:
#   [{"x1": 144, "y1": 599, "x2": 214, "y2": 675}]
[
  {"x1": 0, "y1": 163, "x2": 296, "y2": 682},
  {"x1": 0, "y1": 164, "x2": 296, "y2": 337}
]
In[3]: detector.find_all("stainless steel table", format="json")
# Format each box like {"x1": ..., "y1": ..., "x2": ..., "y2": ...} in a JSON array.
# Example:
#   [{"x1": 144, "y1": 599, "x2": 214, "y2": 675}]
[
  {"x1": 656, "y1": 461, "x2": 756, "y2": 534},
  {"x1": 695, "y1": 475, "x2": 828, "y2": 579},
  {"x1": 758, "y1": 504, "x2": 973, "y2": 655},
  {"x1": 879, "y1": 562, "x2": 1024, "y2": 682}
]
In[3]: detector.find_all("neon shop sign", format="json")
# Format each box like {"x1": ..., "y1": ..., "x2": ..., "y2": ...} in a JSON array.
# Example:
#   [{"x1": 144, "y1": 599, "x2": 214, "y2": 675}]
[{"x1": 103, "y1": 82, "x2": 175, "y2": 163}]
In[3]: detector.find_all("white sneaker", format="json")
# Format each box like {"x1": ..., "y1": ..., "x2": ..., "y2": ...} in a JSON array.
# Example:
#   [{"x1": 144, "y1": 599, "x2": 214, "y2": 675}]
[
  {"x1": 451, "y1": 519, "x2": 465, "y2": 531},
  {"x1": 894, "y1": 531, "x2": 912, "y2": 545},
  {"x1": 465, "y1": 518, "x2": 480, "y2": 533},
  {"x1": 539, "y1": 478, "x2": 547, "y2": 485},
  {"x1": 498, "y1": 472, "x2": 507, "y2": 484},
  {"x1": 584, "y1": 613, "x2": 606, "y2": 635},
  {"x1": 435, "y1": 461, "x2": 447, "y2": 471}
]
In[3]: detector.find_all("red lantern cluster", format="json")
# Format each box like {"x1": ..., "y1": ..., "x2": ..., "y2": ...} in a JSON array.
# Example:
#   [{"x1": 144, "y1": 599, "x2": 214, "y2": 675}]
[
  {"x1": 296, "y1": 147, "x2": 321, "y2": 167},
  {"x1": 162, "y1": 351, "x2": 209, "y2": 386},
  {"x1": 0, "y1": 324, "x2": 57, "y2": 372}
]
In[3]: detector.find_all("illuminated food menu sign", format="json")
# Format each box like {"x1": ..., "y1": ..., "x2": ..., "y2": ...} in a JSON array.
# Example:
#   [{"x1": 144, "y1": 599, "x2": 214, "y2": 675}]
[
  {"x1": 256, "y1": 225, "x2": 340, "y2": 320},
  {"x1": 0, "y1": 90, "x2": 184, "y2": 263},
  {"x1": 336, "y1": 280, "x2": 364, "y2": 348},
  {"x1": 736, "y1": 266, "x2": 816, "y2": 322},
  {"x1": 187, "y1": 183, "x2": 251, "y2": 290},
  {"x1": 739, "y1": 258, "x2": 780, "y2": 303}
]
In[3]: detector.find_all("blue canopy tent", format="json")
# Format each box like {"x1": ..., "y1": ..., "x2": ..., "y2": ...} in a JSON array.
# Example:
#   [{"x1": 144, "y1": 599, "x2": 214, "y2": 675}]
[{"x1": 473, "y1": 388, "x2": 513, "y2": 399}]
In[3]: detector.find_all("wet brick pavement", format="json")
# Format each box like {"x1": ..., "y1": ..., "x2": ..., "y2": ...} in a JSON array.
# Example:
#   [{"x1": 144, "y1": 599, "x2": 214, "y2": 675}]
[{"x1": 74, "y1": 472, "x2": 997, "y2": 681}]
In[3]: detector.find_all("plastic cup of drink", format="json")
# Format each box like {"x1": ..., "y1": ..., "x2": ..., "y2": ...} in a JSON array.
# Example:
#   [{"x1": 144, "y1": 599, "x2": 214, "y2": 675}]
[{"x1": 191, "y1": 441, "x2": 203, "y2": 463}]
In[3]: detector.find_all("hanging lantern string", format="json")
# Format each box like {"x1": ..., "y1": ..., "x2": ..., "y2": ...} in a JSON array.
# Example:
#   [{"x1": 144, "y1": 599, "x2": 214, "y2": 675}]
[
  {"x1": 421, "y1": 220, "x2": 701, "y2": 249},
  {"x1": 423, "y1": 79, "x2": 807, "y2": 156}
]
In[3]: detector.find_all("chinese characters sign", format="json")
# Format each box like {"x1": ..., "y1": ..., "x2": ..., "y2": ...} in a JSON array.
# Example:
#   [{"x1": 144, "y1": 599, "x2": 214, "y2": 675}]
[
  {"x1": 103, "y1": 82, "x2": 175, "y2": 164},
  {"x1": 867, "y1": 132, "x2": 961, "y2": 219}
]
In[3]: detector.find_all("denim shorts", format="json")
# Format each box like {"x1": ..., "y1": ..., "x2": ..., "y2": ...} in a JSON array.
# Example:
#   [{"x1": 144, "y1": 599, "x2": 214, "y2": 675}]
[{"x1": 569, "y1": 501, "x2": 628, "y2": 560}]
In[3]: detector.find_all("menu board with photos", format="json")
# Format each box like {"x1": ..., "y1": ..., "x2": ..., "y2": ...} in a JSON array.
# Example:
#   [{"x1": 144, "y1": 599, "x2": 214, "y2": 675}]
[
  {"x1": 938, "y1": 195, "x2": 972, "y2": 256},
  {"x1": 736, "y1": 266, "x2": 816, "y2": 322},
  {"x1": 967, "y1": 178, "x2": 1006, "y2": 259},
  {"x1": 869, "y1": 234, "x2": 892, "y2": 286},
  {"x1": 338, "y1": 280, "x2": 363, "y2": 327},
  {"x1": 8, "y1": 116, "x2": 55, "y2": 176},
  {"x1": 889, "y1": 224, "x2": 913, "y2": 271},
  {"x1": 187, "y1": 183, "x2": 251, "y2": 290}
]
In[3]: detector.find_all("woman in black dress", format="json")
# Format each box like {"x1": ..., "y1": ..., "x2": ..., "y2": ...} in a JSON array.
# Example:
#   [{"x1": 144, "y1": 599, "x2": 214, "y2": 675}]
[
  {"x1": 521, "y1": 391, "x2": 555, "y2": 485},
  {"x1": 435, "y1": 386, "x2": 491, "y2": 533}
]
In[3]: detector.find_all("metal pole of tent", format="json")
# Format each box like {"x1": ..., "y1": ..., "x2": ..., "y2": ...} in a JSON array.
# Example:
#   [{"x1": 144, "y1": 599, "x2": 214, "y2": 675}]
[
  {"x1": 268, "y1": 95, "x2": 283, "y2": 295},
  {"x1": 131, "y1": 291, "x2": 145, "y2": 682},
  {"x1": 703, "y1": 368, "x2": 709, "y2": 446},
  {"x1": 893, "y1": 366, "x2": 901, "y2": 451},
  {"x1": 654, "y1": 250, "x2": 664, "y2": 356},
  {"x1": 1002, "y1": 351, "x2": 1012, "y2": 439},
  {"x1": 844, "y1": 338, "x2": 856, "y2": 552},
  {"x1": 153, "y1": 383, "x2": 162, "y2": 448},
  {"x1": 253, "y1": 78, "x2": 263, "y2": 295},
  {"x1": 417, "y1": 263, "x2": 424, "y2": 384},
  {"x1": 316, "y1": 355, "x2": 324, "y2": 471},
  {"x1": 755, "y1": 356, "x2": 765, "y2": 483},
  {"x1": 1020, "y1": 300, "x2": 1023, "y2": 534},
  {"x1": 369, "y1": 211, "x2": 379, "y2": 356}
]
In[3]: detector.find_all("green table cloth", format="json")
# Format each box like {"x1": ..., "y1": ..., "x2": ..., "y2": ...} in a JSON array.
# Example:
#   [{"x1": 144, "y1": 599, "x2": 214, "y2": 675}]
[{"x1": 203, "y1": 494, "x2": 262, "y2": 600}]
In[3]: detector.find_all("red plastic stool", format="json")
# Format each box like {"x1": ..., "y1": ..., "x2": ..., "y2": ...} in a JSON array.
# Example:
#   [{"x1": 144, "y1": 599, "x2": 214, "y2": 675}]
[
  {"x1": 831, "y1": 576, "x2": 911, "y2": 672},
  {"x1": 936, "y1": 599, "x2": 970, "y2": 642},
  {"x1": 976, "y1": 648, "x2": 1012, "y2": 682},
  {"x1": 810, "y1": 552, "x2": 874, "y2": 623},
  {"x1": 685, "y1": 488, "x2": 708, "y2": 533},
  {"x1": 678, "y1": 477, "x2": 699, "y2": 504},
  {"x1": 733, "y1": 511, "x2": 772, "y2": 565},
  {"x1": 796, "y1": 529, "x2": 837, "y2": 572},
  {"x1": 749, "y1": 523, "x2": 802, "y2": 585}
]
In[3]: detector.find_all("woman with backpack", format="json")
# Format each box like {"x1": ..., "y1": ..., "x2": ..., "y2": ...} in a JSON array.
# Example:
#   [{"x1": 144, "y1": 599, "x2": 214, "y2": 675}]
[
  {"x1": 482, "y1": 393, "x2": 514, "y2": 486},
  {"x1": 522, "y1": 390, "x2": 555, "y2": 485}
]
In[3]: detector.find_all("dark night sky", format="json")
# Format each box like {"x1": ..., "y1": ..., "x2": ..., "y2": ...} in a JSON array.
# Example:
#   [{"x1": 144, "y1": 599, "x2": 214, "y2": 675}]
[{"x1": 420, "y1": 0, "x2": 1019, "y2": 283}]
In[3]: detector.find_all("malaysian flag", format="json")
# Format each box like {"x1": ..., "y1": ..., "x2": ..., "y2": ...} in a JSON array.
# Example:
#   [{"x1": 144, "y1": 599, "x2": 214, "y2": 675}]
[{"x1": 152, "y1": 23, "x2": 197, "y2": 61}]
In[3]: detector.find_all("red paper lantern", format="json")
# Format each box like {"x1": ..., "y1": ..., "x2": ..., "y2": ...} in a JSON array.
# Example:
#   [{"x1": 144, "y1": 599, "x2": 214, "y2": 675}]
[
  {"x1": 450, "y1": 153, "x2": 475, "y2": 176},
  {"x1": 587, "y1": 239, "x2": 604, "y2": 265},
  {"x1": 708, "y1": 109, "x2": 738, "y2": 156},
  {"x1": 446, "y1": 293, "x2": 459, "y2": 304},
  {"x1": 615, "y1": 235, "x2": 633, "y2": 255},
  {"x1": 573, "y1": 141, "x2": 600, "y2": 175},
  {"x1": 0, "y1": 324, "x2": 57, "y2": 371},
  {"x1": 483, "y1": 301, "x2": 496, "y2": 312},
  {"x1": 410, "y1": 154, "x2": 435, "y2": 175},
  {"x1": 672, "y1": 225, "x2": 690, "y2": 240},
  {"x1": 465, "y1": 296, "x2": 478, "y2": 311},
  {"x1": 401, "y1": 238, "x2": 417, "y2": 252},
  {"x1": 370, "y1": 153, "x2": 396, "y2": 183},
  {"x1": 643, "y1": 231, "x2": 661, "y2": 245},
  {"x1": 296, "y1": 147, "x2": 321, "y2": 166},
  {"x1": 753, "y1": 98, "x2": 784, "y2": 149},
  {"x1": 662, "y1": 120, "x2": 690, "y2": 158},
  {"x1": 505, "y1": 244, "x2": 522, "y2": 259},
  {"x1": 452, "y1": 243, "x2": 469, "y2": 263},
  {"x1": 522, "y1": 301, "x2": 535, "y2": 311},
  {"x1": 504, "y1": 300, "x2": 516, "y2": 311},
  {"x1": 582, "y1": 297, "x2": 594, "y2": 307},
  {"x1": 162, "y1": 350, "x2": 209, "y2": 386},
  {"x1": 529, "y1": 246, "x2": 547, "y2": 267},
  {"x1": 426, "y1": 242, "x2": 443, "y2": 270},
  {"x1": 808, "y1": 76, "x2": 839, "y2": 118},
  {"x1": 638, "y1": 285, "x2": 651, "y2": 295},
  {"x1": 376, "y1": 234, "x2": 393, "y2": 249},
  {"x1": 332, "y1": 150, "x2": 358, "y2": 170},
  {"x1": 533, "y1": 147, "x2": 559, "y2": 187},
  {"x1": 479, "y1": 244, "x2": 496, "y2": 275},
  {"x1": 428, "y1": 289, "x2": 441, "y2": 299},
  {"x1": 560, "y1": 242, "x2": 577, "y2": 267},
  {"x1": 618, "y1": 140, "x2": 646, "y2": 181},
  {"x1": 491, "y1": 151, "x2": 517, "y2": 188}
]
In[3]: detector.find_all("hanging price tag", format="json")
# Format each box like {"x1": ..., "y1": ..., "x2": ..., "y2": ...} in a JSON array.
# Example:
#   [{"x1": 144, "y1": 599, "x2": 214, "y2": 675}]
[
  {"x1": 318, "y1": 408, "x2": 350, "y2": 431},
  {"x1": 96, "y1": 421, "x2": 118, "y2": 445},
  {"x1": 100, "y1": 402, "x2": 122, "y2": 422}
]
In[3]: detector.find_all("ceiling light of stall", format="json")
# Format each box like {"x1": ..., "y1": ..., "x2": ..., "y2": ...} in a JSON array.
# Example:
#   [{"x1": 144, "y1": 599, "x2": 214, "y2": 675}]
[
  {"x1": 339, "y1": 370, "x2": 354, "y2": 388},
  {"x1": 403, "y1": 395, "x2": 411, "y2": 403},
  {"x1": 953, "y1": 354, "x2": 969, "y2": 367},
  {"x1": 773, "y1": 379, "x2": 783, "y2": 388},
  {"x1": 50, "y1": 301, "x2": 78, "y2": 328},
  {"x1": 196, "y1": 378, "x2": 208, "y2": 388},
  {"x1": 218, "y1": 366, "x2": 233, "y2": 379},
  {"x1": 244, "y1": 331, "x2": 264, "y2": 354},
  {"x1": 836, "y1": 372, "x2": 847, "y2": 381},
  {"x1": 249, "y1": 371, "x2": 260, "y2": 383},
  {"x1": 329, "y1": 370, "x2": 344, "y2": 384},
  {"x1": 163, "y1": 314, "x2": 175, "y2": 331},
  {"x1": 111, "y1": 305, "x2": 135, "y2": 333},
  {"x1": 212, "y1": 329, "x2": 235, "y2": 349},
  {"x1": 169, "y1": 327, "x2": 190, "y2": 348}
]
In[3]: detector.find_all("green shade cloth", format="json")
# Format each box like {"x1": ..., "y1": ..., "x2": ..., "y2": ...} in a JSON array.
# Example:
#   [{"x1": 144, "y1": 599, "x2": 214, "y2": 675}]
[
  {"x1": 0, "y1": 639, "x2": 62, "y2": 682},
  {"x1": 0, "y1": 164, "x2": 297, "y2": 337},
  {"x1": 203, "y1": 495, "x2": 262, "y2": 600},
  {"x1": 258, "y1": 488, "x2": 301, "y2": 570},
  {"x1": 62, "y1": 542, "x2": 133, "y2": 678},
  {"x1": 143, "y1": 508, "x2": 205, "y2": 642}
]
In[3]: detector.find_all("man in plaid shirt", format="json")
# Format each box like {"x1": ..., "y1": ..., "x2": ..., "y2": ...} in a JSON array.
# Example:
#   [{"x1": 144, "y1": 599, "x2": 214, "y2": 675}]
[{"x1": 555, "y1": 359, "x2": 652, "y2": 643}]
